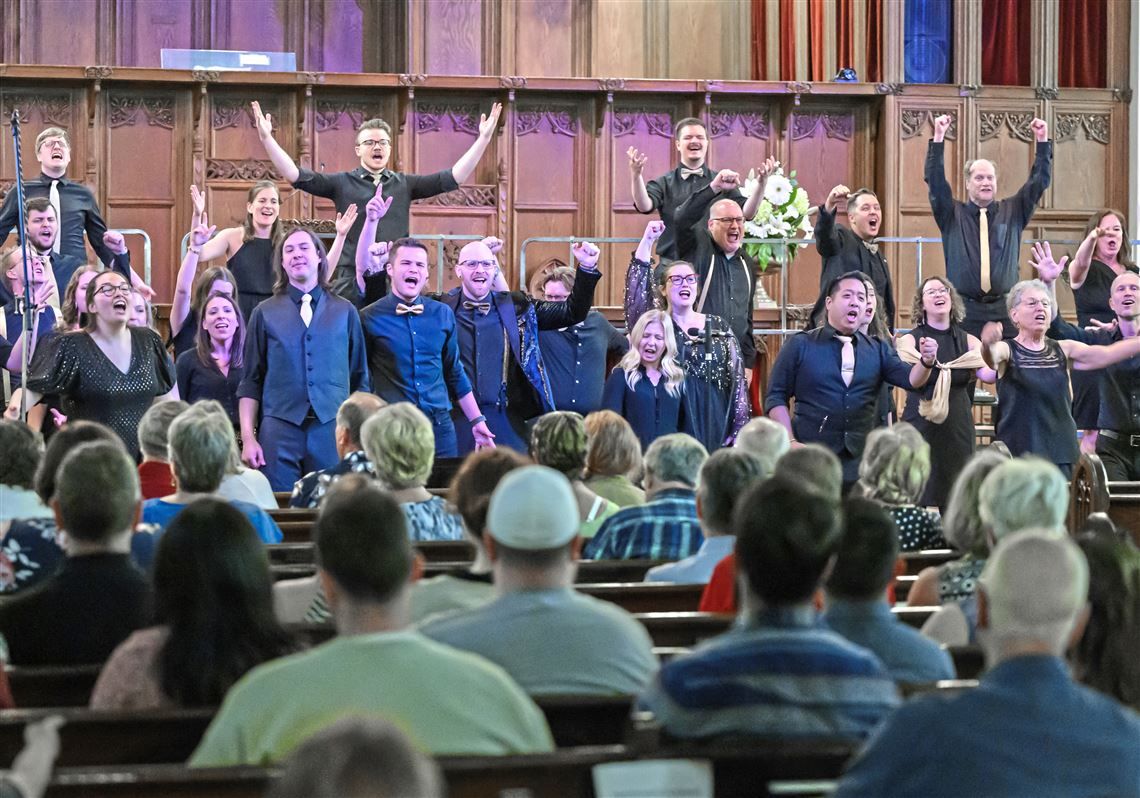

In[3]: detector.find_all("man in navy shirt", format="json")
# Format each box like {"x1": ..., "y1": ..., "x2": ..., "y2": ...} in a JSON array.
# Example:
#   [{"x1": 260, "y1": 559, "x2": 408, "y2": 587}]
[
  {"x1": 238, "y1": 229, "x2": 370, "y2": 491},
  {"x1": 765, "y1": 272, "x2": 937, "y2": 487}
]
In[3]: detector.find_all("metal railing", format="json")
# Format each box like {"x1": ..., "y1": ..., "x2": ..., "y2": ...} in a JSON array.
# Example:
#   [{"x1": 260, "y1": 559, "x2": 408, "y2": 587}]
[{"x1": 113, "y1": 228, "x2": 152, "y2": 285}]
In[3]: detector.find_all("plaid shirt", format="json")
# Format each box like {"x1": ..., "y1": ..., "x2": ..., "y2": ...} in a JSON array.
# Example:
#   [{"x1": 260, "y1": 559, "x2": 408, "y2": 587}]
[{"x1": 582, "y1": 488, "x2": 702, "y2": 561}]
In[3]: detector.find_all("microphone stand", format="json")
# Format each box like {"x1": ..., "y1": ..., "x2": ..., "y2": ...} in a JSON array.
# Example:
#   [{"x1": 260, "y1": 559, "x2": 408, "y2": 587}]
[{"x1": 8, "y1": 111, "x2": 34, "y2": 423}]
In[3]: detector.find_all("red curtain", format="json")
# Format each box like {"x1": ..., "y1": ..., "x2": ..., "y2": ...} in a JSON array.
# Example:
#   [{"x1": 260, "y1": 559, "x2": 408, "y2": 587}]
[
  {"x1": 751, "y1": 0, "x2": 767, "y2": 79},
  {"x1": 981, "y1": 0, "x2": 1031, "y2": 85},
  {"x1": 1058, "y1": 0, "x2": 1107, "y2": 88},
  {"x1": 809, "y1": 0, "x2": 826, "y2": 80},
  {"x1": 837, "y1": 0, "x2": 855, "y2": 73},
  {"x1": 865, "y1": 0, "x2": 882, "y2": 82},
  {"x1": 779, "y1": 0, "x2": 798, "y2": 80}
]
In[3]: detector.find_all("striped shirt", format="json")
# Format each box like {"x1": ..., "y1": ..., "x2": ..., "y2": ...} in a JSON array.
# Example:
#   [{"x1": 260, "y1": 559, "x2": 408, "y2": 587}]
[
  {"x1": 640, "y1": 606, "x2": 900, "y2": 740},
  {"x1": 582, "y1": 488, "x2": 702, "y2": 561}
]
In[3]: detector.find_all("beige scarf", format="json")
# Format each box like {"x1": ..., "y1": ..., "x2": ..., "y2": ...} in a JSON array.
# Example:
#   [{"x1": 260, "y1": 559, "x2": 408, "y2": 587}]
[{"x1": 896, "y1": 336, "x2": 985, "y2": 423}]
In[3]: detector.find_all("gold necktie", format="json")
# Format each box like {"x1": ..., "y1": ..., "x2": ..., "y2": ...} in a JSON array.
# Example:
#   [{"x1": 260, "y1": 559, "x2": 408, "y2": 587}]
[{"x1": 979, "y1": 207, "x2": 991, "y2": 293}]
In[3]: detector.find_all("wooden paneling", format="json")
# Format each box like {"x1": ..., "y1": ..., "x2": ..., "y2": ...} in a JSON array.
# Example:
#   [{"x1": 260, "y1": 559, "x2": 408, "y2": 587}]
[
  {"x1": 512, "y1": 0, "x2": 578, "y2": 78},
  {"x1": 116, "y1": 0, "x2": 193, "y2": 69},
  {"x1": 17, "y1": 0, "x2": 101, "y2": 66},
  {"x1": 419, "y1": 0, "x2": 484, "y2": 76}
]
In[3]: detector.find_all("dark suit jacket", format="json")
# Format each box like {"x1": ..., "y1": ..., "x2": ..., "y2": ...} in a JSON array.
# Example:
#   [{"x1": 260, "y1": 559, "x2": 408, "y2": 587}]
[{"x1": 815, "y1": 205, "x2": 896, "y2": 329}]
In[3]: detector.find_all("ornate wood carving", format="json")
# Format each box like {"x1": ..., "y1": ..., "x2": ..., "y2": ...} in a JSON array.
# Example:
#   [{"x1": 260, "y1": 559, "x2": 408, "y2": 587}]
[
  {"x1": 415, "y1": 103, "x2": 480, "y2": 135},
  {"x1": 282, "y1": 218, "x2": 337, "y2": 234},
  {"x1": 108, "y1": 96, "x2": 174, "y2": 129},
  {"x1": 899, "y1": 109, "x2": 956, "y2": 140},
  {"x1": 1034, "y1": 86, "x2": 1059, "y2": 101},
  {"x1": 786, "y1": 81, "x2": 812, "y2": 95},
  {"x1": 875, "y1": 83, "x2": 904, "y2": 95},
  {"x1": 1055, "y1": 113, "x2": 1111, "y2": 144},
  {"x1": 2, "y1": 94, "x2": 71, "y2": 127},
  {"x1": 597, "y1": 78, "x2": 627, "y2": 92},
  {"x1": 790, "y1": 112, "x2": 853, "y2": 141},
  {"x1": 398, "y1": 74, "x2": 427, "y2": 87},
  {"x1": 210, "y1": 98, "x2": 273, "y2": 131},
  {"x1": 298, "y1": 72, "x2": 324, "y2": 85},
  {"x1": 515, "y1": 106, "x2": 579, "y2": 137},
  {"x1": 958, "y1": 84, "x2": 980, "y2": 97},
  {"x1": 979, "y1": 112, "x2": 1035, "y2": 142},
  {"x1": 205, "y1": 159, "x2": 280, "y2": 180},
  {"x1": 709, "y1": 109, "x2": 770, "y2": 140},
  {"x1": 500, "y1": 76, "x2": 528, "y2": 89},
  {"x1": 314, "y1": 101, "x2": 386, "y2": 132},
  {"x1": 1113, "y1": 88, "x2": 1133, "y2": 104},
  {"x1": 612, "y1": 107, "x2": 672, "y2": 138},
  {"x1": 412, "y1": 185, "x2": 496, "y2": 207},
  {"x1": 84, "y1": 66, "x2": 114, "y2": 80},
  {"x1": 192, "y1": 69, "x2": 222, "y2": 82}
]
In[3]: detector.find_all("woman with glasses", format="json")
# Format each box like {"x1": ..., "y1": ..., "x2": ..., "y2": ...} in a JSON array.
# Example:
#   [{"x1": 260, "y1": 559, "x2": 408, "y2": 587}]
[
  {"x1": 897, "y1": 276, "x2": 993, "y2": 509},
  {"x1": 24, "y1": 270, "x2": 176, "y2": 459}
]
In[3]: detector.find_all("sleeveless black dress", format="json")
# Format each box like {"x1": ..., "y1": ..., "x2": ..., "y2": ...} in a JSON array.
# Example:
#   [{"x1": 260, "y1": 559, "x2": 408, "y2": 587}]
[
  {"x1": 996, "y1": 338, "x2": 1079, "y2": 473},
  {"x1": 228, "y1": 237, "x2": 275, "y2": 322},
  {"x1": 902, "y1": 323, "x2": 975, "y2": 509}
]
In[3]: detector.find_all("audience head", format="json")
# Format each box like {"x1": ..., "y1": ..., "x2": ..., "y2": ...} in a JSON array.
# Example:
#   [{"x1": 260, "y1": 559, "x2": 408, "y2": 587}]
[
  {"x1": 539, "y1": 264, "x2": 575, "y2": 302},
  {"x1": 734, "y1": 476, "x2": 842, "y2": 607},
  {"x1": 243, "y1": 180, "x2": 282, "y2": 242},
  {"x1": 485, "y1": 466, "x2": 580, "y2": 572},
  {"x1": 943, "y1": 449, "x2": 1009, "y2": 555},
  {"x1": 137, "y1": 400, "x2": 190, "y2": 463},
  {"x1": 35, "y1": 420, "x2": 120, "y2": 504},
  {"x1": 846, "y1": 189, "x2": 882, "y2": 241},
  {"x1": 1109, "y1": 271, "x2": 1140, "y2": 323},
  {"x1": 334, "y1": 392, "x2": 385, "y2": 458},
  {"x1": 775, "y1": 444, "x2": 843, "y2": 502},
  {"x1": 154, "y1": 497, "x2": 293, "y2": 706},
  {"x1": 386, "y1": 237, "x2": 430, "y2": 303},
  {"x1": 355, "y1": 118, "x2": 394, "y2": 172},
  {"x1": 196, "y1": 291, "x2": 245, "y2": 369},
  {"x1": 191, "y1": 265, "x2": 239, "y2": 318},
  {"x1": 858, "y1": 423, "x2": 931, "y2": 506},
  {"x1": 733, "y1": 417, "x2": 790, "y2": 475},
  {"x1": 584, "y1": 410, "x2": 643, "y2": 482},
  {"x1": 530, "y1": 411, "x2": 588, "y2": 480},
  {"x1": 1006, "y1": 279, "x2": 1052, "y2": 334},
  {"x1": 673, "y1": 117, "x2": 708, "y2": 166},
  {"x1": 167, "y1": 400, "x2": 237, "y2": 494},
  {"x1": 643, "y1": 433, "x2": 708, "y2": 494},
  {"x1": 83, "y1": 270, "x2": 133, "y2": 331},
  {"x1": 824, "y1": 272, "x2": 869, "y2": 335},
  {"x1": 315, "y1": 476, "x2": 411, "y2": 609},
  {"x1": 979, "y1": 457, "x2": 1069, "y2": 543},
  {"x1": 826, "y1": 497, "x2": 900, "y2": 601},
  {"x1": 619, "y1": 310, "x2": 684, "y2": 397},
  {"x1": 449, "y1": 448, "x2": 530, "y2": 545},
  {"x1": 270, "y1": 717, "x2": 443, "y2": 798},
  {"x1": 0, "y1": 419, "x2": 41, "y2": 491},
  {"x1": 35, "y1": 127, "x2": 70, "y2": 176},
  {"x1": 655, "y1": 260, "x2": 700, "y2": 314},
  {"x1": 1073, "y1": 535, "x2": 1140, "y2": 709},
  {"x1": 274, "y1": 228, "x2": 330, "y2": 294},
  {"x1": 707, "y1": 197, "x2": 745, "y2": 256},
  {"x1": 60, "y1": 265, "x2": 99, "y2": 328},
  {"x1": 913, "y1": 275, "x2": 966, "y2": 325},
  {"x1": 964, "y1": 157, "x2": 997, "y2": 207},
  {"x1": 455, "y1": 240, "x2": 499, "y2": 302},
  {"x1": 696, "y1": 449, "x2": 766, "y2": 536},
  {"x1": 361, "y1": 403, "x2": 435, "y2": 491},
  {"x1": 54, "y1": 440, "x2": 140, "y2": 543},
  {"x1": 23, "y1": 196, "x2": 58, "y2": 253},
  {"x1": 977, "y1": 529, "x2": 1089, "y2": 660}
]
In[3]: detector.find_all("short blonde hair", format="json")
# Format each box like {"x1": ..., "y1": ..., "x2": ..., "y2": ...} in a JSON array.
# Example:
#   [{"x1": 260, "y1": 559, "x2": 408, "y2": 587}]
[
  {"x1": 360, "y1": 403, "x2": 435, "y2": 490},
  {"x1": 584, "y1": 410, "x2": 642, "y2": 479},
  {"x1": 979, "y1": 458, "x2": 1069, "y2": 540},
  {"x1": 858, "y1": 423, "x2": 931, "y2": 506}
]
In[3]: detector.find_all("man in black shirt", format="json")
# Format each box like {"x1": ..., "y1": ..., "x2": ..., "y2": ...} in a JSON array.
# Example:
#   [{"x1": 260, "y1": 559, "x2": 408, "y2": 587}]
[
  {"x1": 252, "y1": 100, "x2": 502, "y2": 302},
  {"x1": 925, "y1": 113, "x2": 1052, "y2": 336},
  {"x1": 816, "y1": 185, "x2": 895, "y2": 330}
]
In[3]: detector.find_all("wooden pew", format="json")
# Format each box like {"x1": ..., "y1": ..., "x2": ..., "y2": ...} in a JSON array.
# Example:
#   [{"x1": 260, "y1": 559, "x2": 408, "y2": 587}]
[
  {"x1": 1068, "y1": 452, "x2": 1140, "y2": 545},
  {"x1": 268, "y1": 540, "x2": 475, "y2": 566},
  {"x1": 7, "y1": 665, "x2": 101, "y2": 708},
  {"x1": 577, "y1": 582, "x2": 704, "y2": 614},
  {"x1": 273, "y1": 558, "x2": 674, "y2": 584},
  {"x1": 947, "y1": 645, "x2": 985, "y2": 680},
  {"x1": 900, "y1": 550, "x2": 957, "y2": 576}
]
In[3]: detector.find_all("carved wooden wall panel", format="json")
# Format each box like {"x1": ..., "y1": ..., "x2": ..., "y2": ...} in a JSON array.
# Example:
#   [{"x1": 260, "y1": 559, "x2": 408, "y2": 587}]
[{"x1": 975, "y1": 102, "x2": 1038, "y2": 205}]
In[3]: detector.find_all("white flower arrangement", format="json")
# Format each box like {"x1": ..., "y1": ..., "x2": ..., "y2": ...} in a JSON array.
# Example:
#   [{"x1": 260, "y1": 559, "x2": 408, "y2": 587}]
[{"x1": 740, "y1": 163, "x2": 811, "y2": 270}]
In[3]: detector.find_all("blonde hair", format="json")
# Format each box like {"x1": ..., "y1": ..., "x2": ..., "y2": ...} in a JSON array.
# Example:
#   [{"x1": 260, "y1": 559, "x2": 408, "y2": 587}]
[
  {"x1": 584, "y1": 410, "x2": 643, "y2": 479},
  {"x1": 360, "y1": 403, "x2": 435, "y2": 490},
  {"x1": 618, "y1": 310, "x2": 684, "y2": 397},
  {"x1": 858, "y1": 423, "x2": 931, "y2": 506}
]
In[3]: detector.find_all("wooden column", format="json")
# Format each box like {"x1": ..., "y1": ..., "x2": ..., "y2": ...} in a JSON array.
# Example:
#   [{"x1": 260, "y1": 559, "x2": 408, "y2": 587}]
[
  {"x1": 1030, "y1": 0, "x2": 1058, "y2": 93},
  {"x1": 952, "y1": 0, "x2": 981, "y2": 88}
]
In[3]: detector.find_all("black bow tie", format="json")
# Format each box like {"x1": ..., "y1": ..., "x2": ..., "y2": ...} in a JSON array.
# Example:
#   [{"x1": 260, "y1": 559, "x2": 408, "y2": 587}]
[{"x1": 463, "y1": 301, "x2": 491, "y2": 316}]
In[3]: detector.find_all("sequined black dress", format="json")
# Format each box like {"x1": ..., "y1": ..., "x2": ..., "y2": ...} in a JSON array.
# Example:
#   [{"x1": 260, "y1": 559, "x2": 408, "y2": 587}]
[
  {"x1": 673, "y1": 314, "x2": 750, "y2": 451},
  {"x1": 27, "y1": 328, "x2": 176, "y2": 459}
]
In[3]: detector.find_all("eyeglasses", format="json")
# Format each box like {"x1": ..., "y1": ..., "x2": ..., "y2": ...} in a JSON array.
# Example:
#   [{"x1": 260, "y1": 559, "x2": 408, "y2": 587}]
[
  {"x1": 40, "y1": 138, "x2": 69, "y2": 150},
  {"x1": 94, "y1": 284, "x2": 133, "y2": 297},
  {"x1": 356, "y1": 139, "x2": 391, "y2": 149},
  {"x1": 711, "y1": 217, "x2": 744, "y2": 227},
  {"x1": 668, "y1": 274, "x2": 698, "y2": 286},
  {"x1": 459, "y1": 260, "x2": 497, "y2": 271},
  {"x1": 922, "y1": 287, "x2": 950, "y2": 297}
]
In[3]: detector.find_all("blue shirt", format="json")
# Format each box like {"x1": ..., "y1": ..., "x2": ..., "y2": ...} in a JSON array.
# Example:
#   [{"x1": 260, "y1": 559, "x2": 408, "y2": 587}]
[
  {"x1": 602, "y1": 367, "x2": 685, "y2": 452},
  {"x1": 835, "y1": 655, "x2": 1140, "y2": 797},
  {"x1": 644, "y1": 535, "x2": 735, "y2": 585},
  {"x1": 640, "y1": 605, "x2": 899, "y2": 740},
  {"x1": 141, "y1": 499, "x2": 283, "y2": 547},
  {"x1": 583, "y1": 488, "x2": 702, "y2": 561},
  {"x1": 456, "y1": 296, "x2": 510, "y2": 407},
  {"x1": 539, "y1": 311, "x2": 628, "y2": 414},
  {"x1": 360, "y1": 294, "x2": 472, "y2": 413},
  {"x1": 823, "y1": 598, "x2": 954, "y2": 684}
]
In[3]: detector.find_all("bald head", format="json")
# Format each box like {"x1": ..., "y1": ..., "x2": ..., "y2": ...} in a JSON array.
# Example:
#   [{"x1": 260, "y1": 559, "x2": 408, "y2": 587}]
[
  {"x1": 1110, "y1": 271, "x2": 1140, "y2": 321},
  {"x1": 707, "y1": 198, "x2": 745, "y2": 256},
  {"x1": 455, "y1": 241, "x2": 498, "y2": 301},
  {"x1": 965, "y1": 158, "x2": 997, "y2": 207}
]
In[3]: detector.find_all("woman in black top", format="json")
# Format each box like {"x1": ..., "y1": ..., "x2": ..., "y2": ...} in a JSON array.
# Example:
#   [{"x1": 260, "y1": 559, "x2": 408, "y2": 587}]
[
  {"x1": 602, "y1": 309, "x2": 685, "y2": 451},
  {"x1": 169, "y1": 216, "x2": 241, "y2": 360},
  {"x1": 176, "y1": 291, "x2": 245, "y2": 427}
]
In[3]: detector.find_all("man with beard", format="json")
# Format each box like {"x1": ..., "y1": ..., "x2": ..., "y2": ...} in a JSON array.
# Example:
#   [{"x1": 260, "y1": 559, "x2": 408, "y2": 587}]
[{"x1": 816, "y1": 186, "x2": 895, "y2": 331}]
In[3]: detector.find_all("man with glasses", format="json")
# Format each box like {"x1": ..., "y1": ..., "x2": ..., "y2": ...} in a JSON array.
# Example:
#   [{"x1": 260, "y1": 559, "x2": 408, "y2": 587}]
[
  {"x1": 817, "y1": 185, "x2": 895, "y2": 330},
  {"x1": 252, "y1": 101, "x2": 502, "y2": 303}
]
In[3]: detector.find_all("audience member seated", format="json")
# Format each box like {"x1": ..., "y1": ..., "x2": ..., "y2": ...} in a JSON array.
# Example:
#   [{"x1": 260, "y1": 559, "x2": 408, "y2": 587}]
[
  {"x1": 584, "y1": 433, "x2": 707, "y2": 560},
  {"x1": 1072, "y1": 533, "x2": 1140, "y2": 711},
  {"x1": 530, "y1": 411, "x2": 619, "y2": 538},
  {"x1": 141, "y1": 401, "x2": 282, "y2": 547},
  {"x1": 855, "y1": 423, "x2": 946, "y2": 551},
  {"x1": 361, "y1": 403, "x2": 464, "y2": 541},
  {"x1": 700, "y1": 444, "x2": 843, "y2": 612},
  {"x1": 922, "y1": 457, "x2": 1069, "y2": 647},
  {"x1": 823, "y1": 498, "x2": 954, "y2": 683},
  {"x1": 214, "y1": 421, "x2": 278, "y2": 510},
  {"x1": 732, "y1": 415, "x2": 791, "y2": 473},
  {"x1": 907, "y1": 449, "x2": 1007, "y2": 607},
  {"x1": 289, "y1": 391, "x2": 384, "y2": 508},
  {"x1": 135, "y1": 400, "x2": 189, "y2": 500},
  {"x1": 0, "y1": 440, "x2": 153, "y2": 665},
  {"x1": 1, "y1": 421, "x2": 156, "y2": 595},
  {"x1": 190, "y1": 475, "x2": 553, "y2": 766},
  {"x1": 409, "y1": 449, "x2": 529, "y2": 623},
  {"x1": 419, "y1": 466, "x2": 657, "y2": 695},
  {"x1": 0, "y1": 420, "x2": 51, "y2": 530},
  {"x1": 835, "y1": 531, "x2": 1140, "y2": 797},
  {"x1": 582, "y1": 410, "x2": 646, "y2": 507},
  {"x1": 645, "y1": 448, "x2": 765, "y2": 584},
  {"x1": 91, "y1": 498, "x2": 297, "y2": 710},
  {"x1": 268, "y1": 717, "x2": 444, "y2": 798},
  {"x1": 641, "y1": 476, "x2": 898, "y2": 739}
]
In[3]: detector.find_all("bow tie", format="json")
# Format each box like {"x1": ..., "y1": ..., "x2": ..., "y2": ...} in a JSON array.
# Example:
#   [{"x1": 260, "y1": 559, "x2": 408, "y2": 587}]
[
  {"x1": 463, "y1": 301, "x2": 491, "y2": 316},
  {"x1": 862, "y1": 239, "x2": 879, "y2": 256},
  {"x1": 679, "y1": 167, "x2": 704, "y2": 180},
  {"x1": 395, "y1": 302, "x2": 424, "y2": 316}
]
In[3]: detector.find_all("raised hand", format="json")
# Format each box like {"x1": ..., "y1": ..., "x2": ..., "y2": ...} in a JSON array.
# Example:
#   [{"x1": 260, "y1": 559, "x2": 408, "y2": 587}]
[
  {"x1": 627, "y1": 146, "x2": 649, "y2": 175},
  {"x1": 980, "y1": 321, "x2": 1004, "y2": 350},
  {"x1": 571, "y1": 241, "x2": 601, "y2": 270},
  {"x1": 365, "y1": 184, "x2": 393, "y2": 222},
  {"x1": 932, "y1": 114, "x2": 952, "y2": 142},
  {"x1": 710, "y1": 169, "x2": 741, "y2": 193},
  {"x1": 103, "y1": 230, "x2": 127, "y2": 255},
  {"x1": 251, "y1": 101, "x2": 273, "y2": 141},
  {"x1": 826, "y1": 184, "x2": 851, "y2": 213},
  {"x1": 642, "y1": 220, "x2": 666, "y2": 242},
  {"x1": 190, "y1": 184, "x2": 206, "y2": 217},
  {"x1": 362, "y1": 241, "x2": 391, "y2": 275},
  {"x1": 1029, "y1": 241, "x2": 1067, "y2": 284},
  {"x1": 1086, "y1": 318, "x2": 1118, "y2": 334},
  {"x1": 191, "y1": 213, "x2": 217, "y2": 248},
  {"x1": 1030, "y1": 118, "x2": 1048, "y2": 143},
  {"x1": 481, "y1": 236, "x2": 504, "y2": 255},
  {"x1": 135, "y1": 283, "x2": 156, "y2": 302},
  {"x1": 478, "y1": 102, "x2": 503, "y2": 138},
  {"x1": 335, "y1": 204, "x2": 358, "y2": 237},
  {"x1": 756, "y1": 156, "x2": 778, "y2": 180}
]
